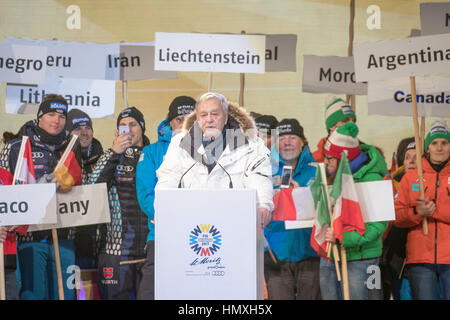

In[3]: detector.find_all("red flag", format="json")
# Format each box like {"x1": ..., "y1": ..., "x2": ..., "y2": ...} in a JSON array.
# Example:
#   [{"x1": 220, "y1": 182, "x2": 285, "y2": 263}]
[
  {"x1": 14, "y1": 136, "x2": 36, "y2": 185},
  {"x1": 273, "y1": 188, "x2": 297, "y2": 221}
]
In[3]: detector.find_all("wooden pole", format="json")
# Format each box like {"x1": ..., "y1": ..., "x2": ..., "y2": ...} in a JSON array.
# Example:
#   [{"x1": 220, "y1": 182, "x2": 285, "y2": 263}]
[
  {"x1": 207, "y1": 72, "x2": 213, "y2": 92},
  {"x1": 346, "y1": 0, "x2": 356, "y2": 111},
  {"x1": 52, "y1": 229, "x2": 65, "y2": 300},
  {"x1": 239, "y1": 30, "x2": 246, "y2": 107},
  {"x1": 340, "y1": 245, "x2": 350, "y2": 300},
  {"x1": 409, "y1": 76, "x2": 427, "y2": 235},
  {"x1": 120, "y1": 40, "x2": 129, "y2": 109},
  {"x1": 0, "y1": 245, "x2": 5, "y2": 300}
]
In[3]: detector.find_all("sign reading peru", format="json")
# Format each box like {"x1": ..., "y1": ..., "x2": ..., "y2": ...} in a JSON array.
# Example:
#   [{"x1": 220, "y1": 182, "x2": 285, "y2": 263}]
[{"x1": 155, "y1": 32, "x2": 266, "y2": 73}]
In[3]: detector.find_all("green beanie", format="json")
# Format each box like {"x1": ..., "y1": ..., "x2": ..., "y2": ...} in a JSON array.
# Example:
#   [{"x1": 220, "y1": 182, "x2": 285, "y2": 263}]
[
  {"x1": 325, "y1": 95, "x2": 356, "y2": 131},
  {"x1": 425, "y1": 120, "x2": 450, "y2": 151}
]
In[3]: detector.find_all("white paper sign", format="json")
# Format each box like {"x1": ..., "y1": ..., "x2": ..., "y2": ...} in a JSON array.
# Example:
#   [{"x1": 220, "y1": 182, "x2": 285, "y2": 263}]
[
  {"x1": 0, "y1": 184, "x2": 57, "y2": 226},
  {"x1": 302, "y1": 55, "x2": 367, "y2": 95},
  {"x1": 284, "y1": 180, "x2": 395, "y2": 229},
  {"x1": 155, "y1": 189, "x2": 263, "y2": 300},
  {"x1": 368, "y1": 76, "x2": 450, "y2": 117},
  {"x1": 155, "y1": 32, "x2": 266, "y2": 73},
  {"x1": 420, "y1": 2, "x2": 450, "y2": 36},
  {"x1": 27, "y1": 183, "x2": 110, "y2": 231},
  {"x1": 6, "y1": 78, "x2": 116, "y2": 118},
  {"x1": 0, "y1": 43, "x2": 48, "y2": 84},
  {"x1": 3, "y1": 38, "x2": 177, "y2": 81},
  {"x1": 354, "y1": 33, "x2": 450, "y2": 82}
]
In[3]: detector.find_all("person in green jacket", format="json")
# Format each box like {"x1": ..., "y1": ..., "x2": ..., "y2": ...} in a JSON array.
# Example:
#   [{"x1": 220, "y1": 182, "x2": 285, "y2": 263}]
[{"x1": 319, "y1": 122, "x2": 388, "y2": 300}]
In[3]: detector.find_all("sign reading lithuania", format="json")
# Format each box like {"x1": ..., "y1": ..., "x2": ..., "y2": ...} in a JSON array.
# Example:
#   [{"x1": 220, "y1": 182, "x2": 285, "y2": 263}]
[
  {"x1": 354, "y1": 32, "x2": 450, "y2": 82},
  {"x1": 368, "y1": 76, "x2": 450, "y2": 117},
  {"x1": 420, "y1": 2, "x2": 450, "y2": 36},
  {"x1": 154, "y1": 32, "x2": 266, "y2": 73},
  {"x1": 302, "y1": 55, "x2": 367, "y2": 95}
]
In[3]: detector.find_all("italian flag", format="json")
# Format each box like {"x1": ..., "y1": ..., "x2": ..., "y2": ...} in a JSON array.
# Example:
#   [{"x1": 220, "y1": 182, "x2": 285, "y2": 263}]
[
  {"x1": 310, "y1": 165, "x2": 331, "y2": 258},
  {"x1": 329, "y1": 152, "x2": 365, "y2": 244}
]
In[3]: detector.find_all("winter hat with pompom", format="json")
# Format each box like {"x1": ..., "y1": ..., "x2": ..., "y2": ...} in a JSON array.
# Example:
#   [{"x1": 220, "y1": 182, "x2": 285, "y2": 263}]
[
  {"x1": 324, "y1": 95, "x2": 356, "y2": 132},
  {"x1": 324, "y1": 121, "x2": 360, "y2": 161}
]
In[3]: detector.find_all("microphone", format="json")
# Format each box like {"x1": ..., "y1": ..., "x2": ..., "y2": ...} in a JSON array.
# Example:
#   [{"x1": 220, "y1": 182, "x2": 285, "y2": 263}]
[
  {"x1": 217, "y1": 162, "x2": 233, "y2": 189},
  {"x1": 178, "y1": 162, "x2": 196, "y2": 188}
]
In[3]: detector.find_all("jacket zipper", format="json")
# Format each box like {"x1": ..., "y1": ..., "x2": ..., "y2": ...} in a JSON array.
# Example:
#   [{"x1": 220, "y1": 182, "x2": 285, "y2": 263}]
[{"x1": 434, "y1": 171, "x2": 439, "y2": 264}]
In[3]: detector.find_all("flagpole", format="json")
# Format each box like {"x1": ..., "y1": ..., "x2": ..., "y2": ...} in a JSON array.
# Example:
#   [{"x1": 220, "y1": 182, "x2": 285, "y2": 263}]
[
  {"x1": 409, "y1": 76, "x2": 427, "y2": 235},
  {"x1": 318, "y1": 163, "x2": 341, "y2": 282},
  {"x1": 51, "y1": 134, "x2": 79, "y2": 300},
  {"x1": 340, "y1": 245, "x2": 350, "y2": 300},
  {"x1": 239, "y1": 30, "x2": 246, "y2": 107}
]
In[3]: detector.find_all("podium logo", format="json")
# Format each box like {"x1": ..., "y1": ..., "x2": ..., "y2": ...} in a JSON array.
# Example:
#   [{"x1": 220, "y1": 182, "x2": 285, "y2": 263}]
[{"x1": 189, "y1": 224, "x2": 222, "y2": 256}]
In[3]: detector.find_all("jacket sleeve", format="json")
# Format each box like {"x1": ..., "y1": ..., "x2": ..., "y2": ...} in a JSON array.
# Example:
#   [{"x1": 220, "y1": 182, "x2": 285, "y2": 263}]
[
  {"x1": 0, "y1": 143, "x2": 12, "y2": 172},
  {"x1": 136, "y1": 146, "x2": 157, "y2": 220},
  {"x1": 393, "y1": 173, "x2": 423, "y2": 228},
  {"x1": 243, "y1": 140, "x2": 274, "y2": 212},
  {"x1": 155, "y1": 136, "x2": 186, "y2": 189},
  {"x1": 342, "y1": 221, "x2": 388, "y2": 248},
  {"x1": 87, "y1": 148, "x2": 120, "y2": 190}
]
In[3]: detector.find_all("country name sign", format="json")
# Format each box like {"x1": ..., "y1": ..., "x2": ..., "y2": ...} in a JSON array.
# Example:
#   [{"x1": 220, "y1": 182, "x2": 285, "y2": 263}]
[
  {"x1": 354, "y1": 32, "x2": 450, "y2": 82},
  {"x1": 155, "y1": 32, "x2": 266, "y2": 73}
]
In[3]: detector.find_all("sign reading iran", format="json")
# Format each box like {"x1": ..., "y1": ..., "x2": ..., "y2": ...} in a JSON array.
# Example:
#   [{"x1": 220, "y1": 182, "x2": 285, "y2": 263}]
[
  {"x1": 353, "y1": 33, "x2": 450, "y2": 82},
  {"x1": 420, "y1": 2, "x2": 450, "y2": 36},
  {"x1": 28, "y1": 183, "x2": 110, "y2": 231},
  {"x1": 6, "y1": 78, "x2": 115, "y2": 117},
  {"x1": 368, "y1": 76, "x2": 450, "y2": 117},
  {"x1": 155, "y1": 32, "x2": 266, "y2": 73},
  {"x1": 302, "y1": 55, "x2": 367, "y2": 95},
  {"x1": 0, "y1": 184, "x2": 57, "y2": 226}
]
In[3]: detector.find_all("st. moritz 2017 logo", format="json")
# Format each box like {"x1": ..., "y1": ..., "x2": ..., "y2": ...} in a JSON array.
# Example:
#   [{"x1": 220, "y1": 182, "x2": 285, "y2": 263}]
[{"x1": 189, "y1": 224, "x2": 222, "y2": 256}]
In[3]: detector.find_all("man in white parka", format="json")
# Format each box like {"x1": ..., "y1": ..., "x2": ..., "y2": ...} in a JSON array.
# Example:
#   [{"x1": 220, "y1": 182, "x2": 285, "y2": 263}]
[{"x1": 155, "y1": 92, "x2": 273, "y2": 227}]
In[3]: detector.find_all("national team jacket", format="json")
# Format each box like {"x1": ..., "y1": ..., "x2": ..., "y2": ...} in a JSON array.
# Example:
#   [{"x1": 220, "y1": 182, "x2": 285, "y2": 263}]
[
  {"x1": 88, "y1": 146, "x2": 149, "y2": 258},
  {"x1": 394, "y1": 158, "x2": 450, "y2": 265}
]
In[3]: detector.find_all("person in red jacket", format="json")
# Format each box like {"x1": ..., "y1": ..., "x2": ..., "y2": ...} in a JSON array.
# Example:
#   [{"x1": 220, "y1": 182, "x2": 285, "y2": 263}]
[
  {"x1": 0, "y1": 168, "x2": 28, "y2": 300},
  {"x1": 312, "y1": 95, "x2": 356, "y2": 162},
  {"x1": 394, "y1": 120, "x2": 450, "y2": 300}
]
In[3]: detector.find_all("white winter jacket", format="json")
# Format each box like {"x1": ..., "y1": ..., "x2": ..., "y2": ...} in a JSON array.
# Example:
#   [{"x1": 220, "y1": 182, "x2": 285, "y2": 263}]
[{"x1": 155, "y1": 102, "x2": 274, "y2": 211}]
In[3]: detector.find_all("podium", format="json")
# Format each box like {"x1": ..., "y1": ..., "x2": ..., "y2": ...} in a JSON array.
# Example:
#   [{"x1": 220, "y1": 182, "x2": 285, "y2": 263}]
[{"x1": 155, "y1": 189, "x2": 264, "y2": 300}]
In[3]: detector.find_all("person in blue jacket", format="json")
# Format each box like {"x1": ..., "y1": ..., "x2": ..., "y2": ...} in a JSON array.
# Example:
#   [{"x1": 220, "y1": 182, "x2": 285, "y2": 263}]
[
  {"x1": 135, "y1": 95, "x2": 196, "y2": 299},
  {"x1": 264, "y1": 118, "x2": 321, "y2": 300}
]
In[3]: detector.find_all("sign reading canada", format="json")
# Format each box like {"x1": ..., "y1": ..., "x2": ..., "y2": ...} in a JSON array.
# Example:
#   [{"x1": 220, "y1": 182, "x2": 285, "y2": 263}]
[{"x1": 154, "y1": 32, "x2": 266, "y2": 73}]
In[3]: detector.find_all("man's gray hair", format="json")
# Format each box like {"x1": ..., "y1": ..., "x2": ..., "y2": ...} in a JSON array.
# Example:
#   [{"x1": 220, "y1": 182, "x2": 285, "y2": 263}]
[{"x1": 196, "y1": 92, "x2": 228, "y2": 115}]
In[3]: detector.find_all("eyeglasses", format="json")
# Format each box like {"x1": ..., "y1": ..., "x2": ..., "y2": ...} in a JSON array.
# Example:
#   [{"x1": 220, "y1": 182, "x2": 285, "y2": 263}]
[{"x1": 324, "y1": 155, "x2": 337, "y2": 161}]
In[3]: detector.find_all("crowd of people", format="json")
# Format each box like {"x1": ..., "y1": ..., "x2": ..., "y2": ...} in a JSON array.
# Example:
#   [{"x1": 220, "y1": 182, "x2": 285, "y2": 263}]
[{"x1": 0, "y1": 92, "x2": 449, "y2": 300}]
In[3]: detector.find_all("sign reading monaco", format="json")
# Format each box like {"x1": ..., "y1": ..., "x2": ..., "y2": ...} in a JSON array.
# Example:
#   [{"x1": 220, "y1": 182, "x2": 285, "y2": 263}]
[{"x1": 154, "y1": 32, "x2": 266, "y2": 73}]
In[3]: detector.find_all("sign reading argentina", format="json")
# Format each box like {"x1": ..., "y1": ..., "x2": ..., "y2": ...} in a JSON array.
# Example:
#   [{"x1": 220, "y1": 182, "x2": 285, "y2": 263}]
[
  {"x1": 354, "y1": 32, "x2": 450, "y2": 82},
  {"x1": 155, "y1": 32, "x2": 266, "y2": 73},
  {"x1": 6, "y1": 78, "x2": 115, "y2": 117},
  {"x1": 28, "y1": 183, "x2": 110, "y2": 232},
  {"x1": 0, "y1": 184, "x2": 57, "y2": 226},
  {"x1": 420, "y1": 2, "x2": 450, "y2": 36},
  {"x1": 368, "y1": 76, "x2": 450, "y2": 117},
  {"x1": 302, "y1": 55, "x2": 367, "y2": 95}
]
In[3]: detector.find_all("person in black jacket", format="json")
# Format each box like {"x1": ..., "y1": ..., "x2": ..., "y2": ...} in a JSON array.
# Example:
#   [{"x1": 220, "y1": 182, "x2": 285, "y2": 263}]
[
  {"x1": 65, "y1": 109, "x2": 104, "y2": 272},
  {"x1": 88, "y1": 107, "x2": 150, "y2": 300}
]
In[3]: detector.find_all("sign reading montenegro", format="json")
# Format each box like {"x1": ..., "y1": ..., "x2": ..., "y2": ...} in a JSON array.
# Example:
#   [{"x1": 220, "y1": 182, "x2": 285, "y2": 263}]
[{"x1": 155, "y1": 32, "x2": 266, "y2": 73}]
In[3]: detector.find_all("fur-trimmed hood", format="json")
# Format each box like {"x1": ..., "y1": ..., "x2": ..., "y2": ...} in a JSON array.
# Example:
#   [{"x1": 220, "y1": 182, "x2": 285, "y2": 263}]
[{"x1": 182, "y1": 101, "x2": 256, "y2": 139}]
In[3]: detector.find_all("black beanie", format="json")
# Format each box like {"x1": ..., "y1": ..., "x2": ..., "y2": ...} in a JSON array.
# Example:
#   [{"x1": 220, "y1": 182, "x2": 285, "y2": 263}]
[
  {"x1": 117, "y1": 107, "x2": 145, "y2": 133},
  {"x1": 167, "y1": 96, "x2": 196, "y2": 122},
  {"x1": 255, "y1": 115, "x2": 279, "y2": 135},
  {"x1": 37, "y1": 97, "x2": 68, "y2": 119},
  {"x1": 65, "y1": 109, "x2": 93, "y2": 132},
  {"x1": 277, "y1": 118, "x2": 305, "y2": 139}
]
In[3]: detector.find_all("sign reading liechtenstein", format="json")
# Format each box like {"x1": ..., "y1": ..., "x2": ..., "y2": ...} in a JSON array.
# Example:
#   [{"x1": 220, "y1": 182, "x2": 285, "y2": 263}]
[
  {"x1": 420, "y1": 2, "x2": 450, "y2": 36},
  {"x1": 368, "y1": 76, "x2": 450, "y2": 117},
  {"x1": 353, "y1": 32, "x2": 450, "y2": 82},
  {"x1": 154, "y1": 32, "x2": 266, "y2": 73},
  {"x1": 302, "y1": 55, "x2": 367, "y2": 95}
]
